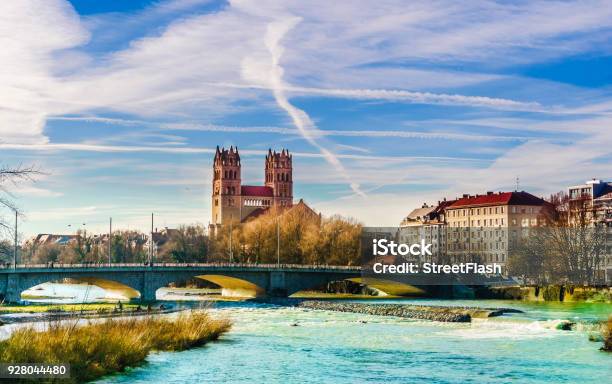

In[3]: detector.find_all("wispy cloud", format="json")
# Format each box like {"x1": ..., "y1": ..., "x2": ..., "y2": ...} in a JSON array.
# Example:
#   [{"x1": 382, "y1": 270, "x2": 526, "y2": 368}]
[
  {"x1": 242, "y1": 17, "x2": 366, "y2": 196},
  {"x1": 51, "y1": 116, "x2": 534, "y2": 142}
]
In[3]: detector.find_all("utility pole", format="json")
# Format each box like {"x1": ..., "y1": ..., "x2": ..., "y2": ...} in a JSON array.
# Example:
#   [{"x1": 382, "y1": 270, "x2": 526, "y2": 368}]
[
  {"x1": 276, "y1": 217, "x2": 280, "y2": 266},
  {"x1": 108, "y1": 217, "x2": 112, "y2": 264},
  {"x1": 149, "y1": 213, "x2": 154, "y2": 265},
  {"x1": 229, "y1": 220, "x2": 233, "y2": 263},
  {"x1": 13, "y1": 210, "x2": 17, "y2": 268}
]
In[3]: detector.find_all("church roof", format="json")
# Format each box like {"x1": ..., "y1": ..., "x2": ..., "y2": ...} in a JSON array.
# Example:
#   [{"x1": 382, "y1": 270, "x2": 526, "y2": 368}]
[
  {"x1": 241, "y1": 207, "x2": 269, "y2": 222},
  {"x1": 241, "y1": 185, "x2": 273, "y2": 197}
]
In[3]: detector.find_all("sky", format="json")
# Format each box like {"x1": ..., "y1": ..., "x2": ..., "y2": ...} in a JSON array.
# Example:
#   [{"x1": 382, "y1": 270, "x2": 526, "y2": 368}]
[{"x1": 1, "y1": 0, "x2": 611, "y2": 239}]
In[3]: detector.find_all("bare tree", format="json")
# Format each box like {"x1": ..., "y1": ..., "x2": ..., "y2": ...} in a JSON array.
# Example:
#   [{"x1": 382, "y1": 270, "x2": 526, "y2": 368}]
[
  {"x1": 508, "y1": 191, "x2": 608, "y2": 285},
  {"x1": 0, "y1": 164, "x2": 41, "y2": 238}
]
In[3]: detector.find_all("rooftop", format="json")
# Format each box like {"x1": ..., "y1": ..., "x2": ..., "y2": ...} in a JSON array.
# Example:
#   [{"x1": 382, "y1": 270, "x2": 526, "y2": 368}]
[
  {"x1": 448, "y1": 191, "x2": 547, "y2": 208},
  {"x1": 241, "y1": 185, "x2": 274, "y2": 197}
]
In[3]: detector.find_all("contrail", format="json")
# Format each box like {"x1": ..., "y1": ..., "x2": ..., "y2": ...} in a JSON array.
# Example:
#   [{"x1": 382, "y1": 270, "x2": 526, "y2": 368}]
[{"x1": 263, "y1": 18, "x2": 365, "y2": 197}]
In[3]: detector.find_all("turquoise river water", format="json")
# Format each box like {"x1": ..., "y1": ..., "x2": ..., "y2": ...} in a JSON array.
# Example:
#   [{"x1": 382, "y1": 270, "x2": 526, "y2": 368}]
[{"x1": 89, "y1": 299, "x2": 612, "y2": 384}]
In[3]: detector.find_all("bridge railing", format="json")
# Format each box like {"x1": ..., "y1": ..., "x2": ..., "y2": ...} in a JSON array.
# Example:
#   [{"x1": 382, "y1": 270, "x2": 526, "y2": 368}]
[{"x1": 0, "y1": 262, "x2": 362, "y2": 271}]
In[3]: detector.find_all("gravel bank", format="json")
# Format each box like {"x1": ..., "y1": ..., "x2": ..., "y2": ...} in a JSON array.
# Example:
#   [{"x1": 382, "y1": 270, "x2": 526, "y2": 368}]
[{"x1": 296, "y1": 301, "x2": 522, "y2": 322}]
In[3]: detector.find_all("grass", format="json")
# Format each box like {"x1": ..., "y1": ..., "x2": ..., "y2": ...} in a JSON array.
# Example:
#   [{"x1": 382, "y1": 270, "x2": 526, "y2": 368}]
[
  {"x1": 0, "y1": 303, "x2": 139, "y2": 314},
  {"x1": 0, "y1": 310, "x2": 231, "y2": 383},
  {"x1": 603, "y1": 315, "x2": 612, "y2": 352}
]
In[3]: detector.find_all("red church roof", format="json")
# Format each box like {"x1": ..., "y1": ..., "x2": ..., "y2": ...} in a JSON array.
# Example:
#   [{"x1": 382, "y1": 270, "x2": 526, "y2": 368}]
[
  {"x1": 241, "y1": 185, "x2": 273, "y2": 197},
  {"x1": 448, "y1": 191, "x2": 546, "y2": 208}
]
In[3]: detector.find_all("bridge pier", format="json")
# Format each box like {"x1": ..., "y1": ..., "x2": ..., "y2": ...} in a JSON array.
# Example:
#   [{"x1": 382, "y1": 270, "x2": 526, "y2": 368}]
[
  {"x1": 5, "y1": 274, "x2": 22, "y2": 303},
  {"x1": 141, "y1": 271, "x2": 157, "y2": 302},
  {"x1": 268, "y1": 271, "x2": 287, "y2": 296}
]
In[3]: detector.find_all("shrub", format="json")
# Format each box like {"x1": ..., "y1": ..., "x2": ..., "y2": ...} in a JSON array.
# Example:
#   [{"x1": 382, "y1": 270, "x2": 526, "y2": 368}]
[
  {"x1": 0, "y1": 310, "x2": 231, "y2": 383},
  {"x1": 603, "y1": 315, "x2": 612, "y2": 352}
]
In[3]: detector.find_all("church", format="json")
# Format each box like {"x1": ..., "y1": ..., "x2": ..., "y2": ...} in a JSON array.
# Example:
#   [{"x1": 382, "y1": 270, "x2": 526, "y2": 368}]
[{"x1": 211, "y1": 146, "x2": 294, "y2": 227}]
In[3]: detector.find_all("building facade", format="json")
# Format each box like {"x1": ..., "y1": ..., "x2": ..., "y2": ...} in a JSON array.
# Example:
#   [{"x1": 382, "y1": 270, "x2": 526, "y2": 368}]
[
  {"x1": 568, "y1": 179, "x2": 612, "y2": 222},
  {"x1": 400, "y1": 191, "x2": 550, "y2": 269},
  {"x1": 445, "y1": 191, "x2": 550, "y2": 266},
  {"x1": 211, "y1": 146, "x2": 294, "y2": 227},
  {"x1": 568, "y1": 179, "x2": 612, "y2": 282},
  {"x1": 398, "y1": 199, "x2": 454, "y2": 263}
]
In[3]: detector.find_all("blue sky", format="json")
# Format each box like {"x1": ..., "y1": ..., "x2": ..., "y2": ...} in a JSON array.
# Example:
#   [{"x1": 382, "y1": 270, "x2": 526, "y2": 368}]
[{"x1": 1, "y1": 0, "x2": 611, "y2": 238}]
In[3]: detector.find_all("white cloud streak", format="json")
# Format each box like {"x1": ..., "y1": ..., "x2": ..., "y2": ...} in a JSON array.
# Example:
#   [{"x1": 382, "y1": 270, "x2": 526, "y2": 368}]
[
  {"x1": 246, "y1": 17, "x2": 366, "y2": 196},
  {"x1": 49, "y1": 116, "x2": 535, "y2": 142}
]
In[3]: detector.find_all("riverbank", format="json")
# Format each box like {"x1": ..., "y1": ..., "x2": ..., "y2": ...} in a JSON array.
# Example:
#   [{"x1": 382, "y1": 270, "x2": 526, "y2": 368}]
[
  {"x1": 0, "y1": 310, "x2": 230, "y2": 383},
  {"x1": 479, "y1": 285, "x2": 612, "y2": 303},
  {"x1": 0, "y1": 303, "x2": 181, "y2": 325},
  {"x1": 296, "y1": 300, "x2": 523, "y2": 322}
]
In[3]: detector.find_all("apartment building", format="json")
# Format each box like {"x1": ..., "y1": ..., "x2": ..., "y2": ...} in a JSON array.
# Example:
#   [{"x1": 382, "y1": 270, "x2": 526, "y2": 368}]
[
  {"x1": 444, "y1": 191, "x2": 549, "y2": 266},
  {"x1": 398, "y1": 200, "x2": 454, "y2": 263},
  {"x1": 568, "y1": 179, "x2": 612, "y2": 282}
]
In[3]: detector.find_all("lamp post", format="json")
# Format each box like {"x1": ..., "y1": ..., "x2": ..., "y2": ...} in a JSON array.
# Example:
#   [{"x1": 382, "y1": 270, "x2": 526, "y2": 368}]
[
  {"x1": 108, "y1": 217, "x2": 112, "y2": 264},
  {"x1": 276, "y1": 217, "x2": 280, "y2": 266},
  {"x1": 13, "y1": 210, "x2": 17, "y2": 268}
]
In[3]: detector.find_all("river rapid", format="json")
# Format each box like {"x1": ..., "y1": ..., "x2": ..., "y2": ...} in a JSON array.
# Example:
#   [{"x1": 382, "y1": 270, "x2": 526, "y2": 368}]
[{"x1": 87, "y1": 299, "x2": 612, "y2": 384}]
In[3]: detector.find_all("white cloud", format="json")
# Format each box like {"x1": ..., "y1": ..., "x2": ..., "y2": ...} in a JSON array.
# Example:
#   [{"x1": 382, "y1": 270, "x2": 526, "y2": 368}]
[
  {"x1": 0, "y1": 0, "x2": 89, "y2": 143},
  {"x1": 12, "y1": 186, "x2": 63, "y2": 198},
  {"x1": 7, "y1": 0, "x2": 606, "y2": 146},
  {"x1": 2, "y1": 0, "x2": 612, "y2": 231},
  {"x1": 286, "y1": 86, "x2": 542, "y2": 111}
]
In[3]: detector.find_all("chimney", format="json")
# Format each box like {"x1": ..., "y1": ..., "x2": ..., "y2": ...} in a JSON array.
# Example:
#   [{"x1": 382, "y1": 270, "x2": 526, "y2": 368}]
[
  {"x1": 487, "y1": 191, "x2": 493, "y2": 195},
  {"x1": 463, "y1": 194, "x2": 469, "y2": 198}
]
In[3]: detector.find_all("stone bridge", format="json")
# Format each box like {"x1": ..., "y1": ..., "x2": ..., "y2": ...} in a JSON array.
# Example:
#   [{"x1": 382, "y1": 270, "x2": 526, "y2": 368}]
[{"x1": 0, "y1": 263, "x2": 363, "y2": 302}]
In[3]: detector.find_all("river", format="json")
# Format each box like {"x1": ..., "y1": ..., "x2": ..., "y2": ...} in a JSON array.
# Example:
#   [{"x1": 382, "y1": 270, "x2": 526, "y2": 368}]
[{"x1": 84, "y1": 299, "x2": 612, "y2": 384}]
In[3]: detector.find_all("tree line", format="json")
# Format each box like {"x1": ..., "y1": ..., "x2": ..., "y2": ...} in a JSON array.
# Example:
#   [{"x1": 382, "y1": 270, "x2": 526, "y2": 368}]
[
  {"x1": 15, "y1": 205, "x2": 362, "y2": 266},
  {"x1": 507, "y1": 192, "x2": 610, "y2": 285}
]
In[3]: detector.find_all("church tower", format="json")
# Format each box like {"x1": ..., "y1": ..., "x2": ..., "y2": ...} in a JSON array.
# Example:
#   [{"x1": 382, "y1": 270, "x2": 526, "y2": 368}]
[
  {"x1": 265, "y1": 149, "x2": 293, "y2": 208},
  {"x1": 211, "y1": 146, "x2": 241, "y2": 225}
]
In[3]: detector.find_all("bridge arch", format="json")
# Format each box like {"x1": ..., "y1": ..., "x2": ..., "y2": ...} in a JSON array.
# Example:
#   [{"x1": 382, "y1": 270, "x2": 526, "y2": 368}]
[
  {"x1": 153, "y1": 272, "x2": 267, "y2": 300},
  {"x1": 346, "y1": 277, "x2": 426, "y2": 296},
  {"x1": 196, "y1": 275, "x2": 265, "y2": 297},
  {"x1": 17, "y1": 274, "x2": 141, "y2": 302}
]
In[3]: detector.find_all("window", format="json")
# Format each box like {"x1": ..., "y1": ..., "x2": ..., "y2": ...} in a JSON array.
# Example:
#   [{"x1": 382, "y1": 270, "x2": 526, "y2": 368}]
[{"x1": 511, "y1": 206, "x2": 516, "y2": 213}]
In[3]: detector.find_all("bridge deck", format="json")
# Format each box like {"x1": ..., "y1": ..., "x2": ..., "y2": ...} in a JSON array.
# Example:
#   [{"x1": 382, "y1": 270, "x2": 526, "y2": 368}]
[{"x1": 0, "y1": 263, "x2": 362, "y2": 273}]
